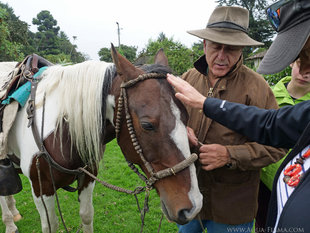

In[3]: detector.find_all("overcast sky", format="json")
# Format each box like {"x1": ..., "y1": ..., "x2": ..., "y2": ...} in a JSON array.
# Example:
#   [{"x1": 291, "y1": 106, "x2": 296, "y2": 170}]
[{"x1": 4, "y1": 0, "x2": 218, "y2": 60}]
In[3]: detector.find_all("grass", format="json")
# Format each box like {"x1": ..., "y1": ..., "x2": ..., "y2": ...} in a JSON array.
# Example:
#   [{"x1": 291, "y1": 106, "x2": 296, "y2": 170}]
[{"x1": 0, "y1": 139, "x2": 178, "y2": 232}]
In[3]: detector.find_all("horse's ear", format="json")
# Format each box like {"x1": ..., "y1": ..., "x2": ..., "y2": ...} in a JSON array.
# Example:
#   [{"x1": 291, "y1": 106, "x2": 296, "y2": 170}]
[
  {"x1": 154, "y1": 48, "x2": 168, "y2": 67},
  {"x1": 111, "y1": 43, "x2": 142, "y2": 81}
]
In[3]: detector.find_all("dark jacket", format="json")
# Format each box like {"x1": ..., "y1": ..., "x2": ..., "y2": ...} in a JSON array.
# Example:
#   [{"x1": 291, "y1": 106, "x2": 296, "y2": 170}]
[
  {"x1": 203, "y1": 98, "x2": 310, "y2": 232},
  {"x1": 182, "y1": 56, "x2": 286, "y2": 224}
]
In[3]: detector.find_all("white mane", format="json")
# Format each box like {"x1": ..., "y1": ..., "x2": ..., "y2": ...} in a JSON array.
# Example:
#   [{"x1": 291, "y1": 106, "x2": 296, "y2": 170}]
[{"x1": 36, "y1": 60, "x2": 113, "y2": 169}]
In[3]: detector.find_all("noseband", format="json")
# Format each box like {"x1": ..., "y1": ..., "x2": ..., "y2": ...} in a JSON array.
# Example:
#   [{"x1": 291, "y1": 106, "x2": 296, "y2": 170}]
[{"x1": 114, "y1": 73, "x2": 198, "y2": 187}]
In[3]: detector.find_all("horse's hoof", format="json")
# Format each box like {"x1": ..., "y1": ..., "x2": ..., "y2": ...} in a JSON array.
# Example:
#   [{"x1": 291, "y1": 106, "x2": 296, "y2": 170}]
[{"x1": 13, "y1": 214, "x2": 22, "y2": 222}]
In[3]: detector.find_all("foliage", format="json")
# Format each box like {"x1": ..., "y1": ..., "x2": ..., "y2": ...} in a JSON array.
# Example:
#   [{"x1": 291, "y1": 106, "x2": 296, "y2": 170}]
[
  {"x1": 263, "y1": 66, "x2": 292, "y2": 86},
  {"x1": 98, "y1": 47, "x2": 113, "y2": 62},
  {"x1": 0, "y1": 2, "x2": 85, "y2": 63},
  {"x1": 32, "y1": 10, "x2": 61, "y2": 55},
  {"x1": 216, "y1": 0, "x2": 276, "y2": 58},
  {"x1": 0, "y1": 6, "x2": 24, "y2": 61},
  {"x1": 139, "y1": 33, "x2": 199, "y2": 75},
  {"x1": 0, "y1": 140, "x2": 178, "y2": 232},
  {"x1": 99, "y1": 44, "x2": 137, "y2": 63},
  {"x1": 44, "y1": 53, "x2": 71, "y2": 64},
  {"x1": 118, "y1": 44, "x2": 137, "y2": 62}
]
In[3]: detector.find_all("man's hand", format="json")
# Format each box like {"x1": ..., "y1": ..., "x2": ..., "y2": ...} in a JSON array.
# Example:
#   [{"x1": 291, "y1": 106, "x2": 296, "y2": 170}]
[
  {"x1": 167, "y1": 74, "x2": 206, "y2": 109},
  {"x1": 187, "y1": 127, "x2": 198, "y2": 147},
  {"x1": 199, "y1": 144, "x2": 231, "y2": 171}
]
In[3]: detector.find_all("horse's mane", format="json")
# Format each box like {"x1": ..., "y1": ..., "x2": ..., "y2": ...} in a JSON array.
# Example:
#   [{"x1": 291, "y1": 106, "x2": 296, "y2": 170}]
[{"x1": 36, "y1": 61, "x2": 115, "y2": 170}]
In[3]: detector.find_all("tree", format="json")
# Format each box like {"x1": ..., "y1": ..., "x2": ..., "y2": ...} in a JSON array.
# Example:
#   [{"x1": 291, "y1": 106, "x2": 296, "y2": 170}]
[
  {"x1": 98, "y1": 45, "x2": 137, "y2": 63},
  {"x1": 0, "y1": 3, "x2": 29, "y2": 46},
  {"x1": 98, "y1": 47, "x2": 112, "y2": 62},
  {"x1": 216, "y1": 0, "x2": 276, "y2": 56},
  {"x1": 32, "y1": 10, "x2": 61, "y2": 55},
  {"x1": 0, "y1": 2, "x2": 35, "y2": 60},
  {"x1": 0, "y1": 6, "x2": 24, "y2": 61},
  {"x1": 118, "y1": 45, "x2": 137, "y2": 62},
  {"x1": 140, "y1": 33, "x2": 194, "y2": 75}
]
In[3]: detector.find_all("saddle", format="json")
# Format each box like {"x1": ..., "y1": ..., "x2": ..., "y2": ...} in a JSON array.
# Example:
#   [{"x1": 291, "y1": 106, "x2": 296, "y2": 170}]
[
  {"x1": 0, "y1": 54, "x2": 52, "y2": 196},
  {"x1": 0, "y1": 53, "x2": 53, "y2": 102}
]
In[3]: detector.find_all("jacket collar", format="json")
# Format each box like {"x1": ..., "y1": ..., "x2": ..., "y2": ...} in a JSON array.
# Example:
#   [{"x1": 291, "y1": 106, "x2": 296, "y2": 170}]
[{"x1": 194, "y1": 54, "x2": 243, "y2": 78}]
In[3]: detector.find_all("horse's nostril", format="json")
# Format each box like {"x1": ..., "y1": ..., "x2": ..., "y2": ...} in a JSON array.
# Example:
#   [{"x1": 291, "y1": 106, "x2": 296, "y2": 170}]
[{"x1": 177, "y1": 208, "x2": 191, "y2": 225}]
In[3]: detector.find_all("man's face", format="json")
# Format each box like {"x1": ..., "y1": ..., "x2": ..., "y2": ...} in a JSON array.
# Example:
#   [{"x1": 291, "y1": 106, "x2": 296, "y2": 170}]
[
  {"x1": 204, "y1": 40, "x2": 243, "y2": 78},
  {"x1": 299, "y1": 37, "x2": 310, "y2": 75}
]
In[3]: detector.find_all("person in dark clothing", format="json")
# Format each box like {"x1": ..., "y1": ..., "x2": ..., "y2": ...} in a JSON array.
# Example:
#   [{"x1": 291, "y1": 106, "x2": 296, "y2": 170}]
[{"x1": 167, "y1": 1, "x2": 310, "y2": 232}]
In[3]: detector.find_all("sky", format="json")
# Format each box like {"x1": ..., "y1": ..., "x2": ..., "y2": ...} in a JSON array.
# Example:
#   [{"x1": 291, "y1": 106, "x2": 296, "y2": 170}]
[{"x1": 4, "y1": 0, "x2": 218, "y2": 60}]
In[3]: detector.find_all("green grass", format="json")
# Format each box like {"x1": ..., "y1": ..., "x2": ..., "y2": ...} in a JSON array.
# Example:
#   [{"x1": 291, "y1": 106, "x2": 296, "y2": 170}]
[{"x1": 0, "y1": 139, "x2": 178, "y2": 232}]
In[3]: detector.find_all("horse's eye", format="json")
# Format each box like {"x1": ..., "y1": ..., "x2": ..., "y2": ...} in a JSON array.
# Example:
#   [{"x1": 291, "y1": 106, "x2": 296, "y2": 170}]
[{"x1": 141, "y1": 122, "x2": 155, "y2": 131}]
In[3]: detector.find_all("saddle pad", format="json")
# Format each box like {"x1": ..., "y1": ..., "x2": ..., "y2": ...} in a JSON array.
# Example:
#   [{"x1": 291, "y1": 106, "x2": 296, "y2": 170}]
[{"x1": 1, "y1": 66, "x2": 48, "y2": 107}]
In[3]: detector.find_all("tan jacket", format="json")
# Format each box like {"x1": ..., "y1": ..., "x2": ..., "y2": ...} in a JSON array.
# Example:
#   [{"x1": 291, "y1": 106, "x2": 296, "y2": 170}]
[{"x1": 182, "y1": 55, "x2": 287, "y2": 224}]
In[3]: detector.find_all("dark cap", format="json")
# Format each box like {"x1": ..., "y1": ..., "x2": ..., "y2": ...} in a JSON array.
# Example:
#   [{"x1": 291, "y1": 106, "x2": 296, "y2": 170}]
[{"x1": 257, "y1": 0, "x2": 310, "y2": 74}]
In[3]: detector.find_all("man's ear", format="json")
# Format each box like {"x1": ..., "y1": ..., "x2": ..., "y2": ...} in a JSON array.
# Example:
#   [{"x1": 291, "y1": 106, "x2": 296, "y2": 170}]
[{"x1": 203, "y1": 40, "x2": 207, "y2": 54}]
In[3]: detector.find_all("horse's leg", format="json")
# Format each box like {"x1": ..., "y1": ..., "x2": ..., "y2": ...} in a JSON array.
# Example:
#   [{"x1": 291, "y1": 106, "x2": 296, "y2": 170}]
[
  {"x1": 0, "y1": 196, "x2": 18, "y2": 233},
  {"x1": 32, "y1": 193, "x2": 58, "y2": 233},
  {"x1": 5, "y1": 196, "x2": 22, "y2": 222},
  {"x1": 79, "y1": 181, "x2": 95, "y2": 233}
]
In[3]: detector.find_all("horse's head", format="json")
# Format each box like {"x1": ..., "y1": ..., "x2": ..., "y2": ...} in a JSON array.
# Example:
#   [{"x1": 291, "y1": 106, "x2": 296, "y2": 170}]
[{"x1": 109, "y1": 44, "x2": 202, "y2": 224}]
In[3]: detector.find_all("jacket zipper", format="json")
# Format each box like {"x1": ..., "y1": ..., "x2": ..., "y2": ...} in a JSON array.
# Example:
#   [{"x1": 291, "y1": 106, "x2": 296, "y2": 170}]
[{"x1": 207, "y1": 78, "x2": 220, "y2": 97}]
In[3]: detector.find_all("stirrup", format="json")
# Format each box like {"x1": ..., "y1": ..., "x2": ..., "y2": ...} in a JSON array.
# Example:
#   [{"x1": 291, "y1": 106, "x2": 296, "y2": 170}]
[{"x1": 0, "y1": 158, "x2": 22, "y2": 196}]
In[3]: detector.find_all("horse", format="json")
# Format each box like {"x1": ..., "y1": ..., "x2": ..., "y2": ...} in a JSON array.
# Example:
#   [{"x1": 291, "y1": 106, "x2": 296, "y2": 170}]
[
  {"x1": 1, "y1": 46, "x2": 202, "y2": 233},
  {"x1": 0, "y1": 62, "x2": 23, "y2": 233}
]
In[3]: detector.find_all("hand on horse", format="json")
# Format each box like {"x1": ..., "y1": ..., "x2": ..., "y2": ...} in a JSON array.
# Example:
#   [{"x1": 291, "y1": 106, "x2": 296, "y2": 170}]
[
  {"x1": 199, "y1": 144, "x2": 231, "y2": 171},
  {"x1": 167, "y1": 74, "x2": 206, "y2": 109}
]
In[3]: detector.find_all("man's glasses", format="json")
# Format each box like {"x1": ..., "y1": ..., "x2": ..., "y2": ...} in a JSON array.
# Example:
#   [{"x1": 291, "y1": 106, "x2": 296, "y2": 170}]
[{"x1": 266, "y1": 0, "x2": 293, "y2": 31}]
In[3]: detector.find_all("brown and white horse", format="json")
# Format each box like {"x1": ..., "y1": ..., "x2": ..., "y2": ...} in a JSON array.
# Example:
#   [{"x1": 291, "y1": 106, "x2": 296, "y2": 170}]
[{"x1": 1, "y1": 47, "x2": 202, "y2": 233}]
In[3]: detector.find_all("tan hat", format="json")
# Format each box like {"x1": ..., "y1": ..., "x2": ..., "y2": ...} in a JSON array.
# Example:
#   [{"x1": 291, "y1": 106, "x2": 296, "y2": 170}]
[{"x1": 187, "y1": 6, "x2": 264, "y2": 46}]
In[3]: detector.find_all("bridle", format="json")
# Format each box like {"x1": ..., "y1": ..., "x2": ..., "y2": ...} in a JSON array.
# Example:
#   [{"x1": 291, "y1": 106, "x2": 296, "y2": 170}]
[{"x1": 114, "y1": 72, "x2": 198, "y2": 187}]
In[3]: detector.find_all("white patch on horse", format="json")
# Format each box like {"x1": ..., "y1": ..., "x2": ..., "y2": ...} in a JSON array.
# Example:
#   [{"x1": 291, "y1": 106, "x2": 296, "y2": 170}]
[
  {"x1": 106, "y1": 95, "x2": 115, "y2": 126},
  {"x1": 79, "y1": 181, "x2": 95, "y2": 232},
  {"x1": 169, "y1": 98, "x2": 203, "y2": 220},
  {"x1": 169, "y1": 98, "x2": 191, "y2": 159},
  {"x1": 32, "y1": 193, "x2": 58, "y2": 233}
]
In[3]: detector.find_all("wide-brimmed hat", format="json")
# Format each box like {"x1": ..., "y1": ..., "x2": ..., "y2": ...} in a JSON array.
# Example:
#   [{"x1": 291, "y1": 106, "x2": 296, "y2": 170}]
[
  {"x1": 257, "y1": 0, "x2": 310, "y2": 75},
  {"x1": 187, "y1": 6, "x2": 264, "y2": 47}
]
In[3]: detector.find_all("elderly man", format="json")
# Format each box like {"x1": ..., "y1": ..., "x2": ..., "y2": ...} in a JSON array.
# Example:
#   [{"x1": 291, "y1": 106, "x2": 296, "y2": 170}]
[{"x1": 177, "y1": 6, "x2": 287, "y2": 233}]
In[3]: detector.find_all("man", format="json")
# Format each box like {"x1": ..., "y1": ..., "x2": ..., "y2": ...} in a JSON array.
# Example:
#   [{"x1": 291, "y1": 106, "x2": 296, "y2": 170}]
[
  {"x1": 177, "y1": 6, "x2": 286, "y2": 233},
  {"x1": 167, "y1": 0, "x2": 310, "y2": 232}
]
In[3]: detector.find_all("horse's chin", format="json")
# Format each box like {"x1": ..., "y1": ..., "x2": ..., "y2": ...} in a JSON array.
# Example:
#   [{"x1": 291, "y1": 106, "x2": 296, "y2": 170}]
[{"x1": 160, "y1": 200, "x2": 189, "y2": 225}]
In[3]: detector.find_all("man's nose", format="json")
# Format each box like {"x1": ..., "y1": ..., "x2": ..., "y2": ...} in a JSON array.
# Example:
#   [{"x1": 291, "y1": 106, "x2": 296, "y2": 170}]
[{"x1": 217, "y1": 47, "x2": 227, "y2": 59}]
